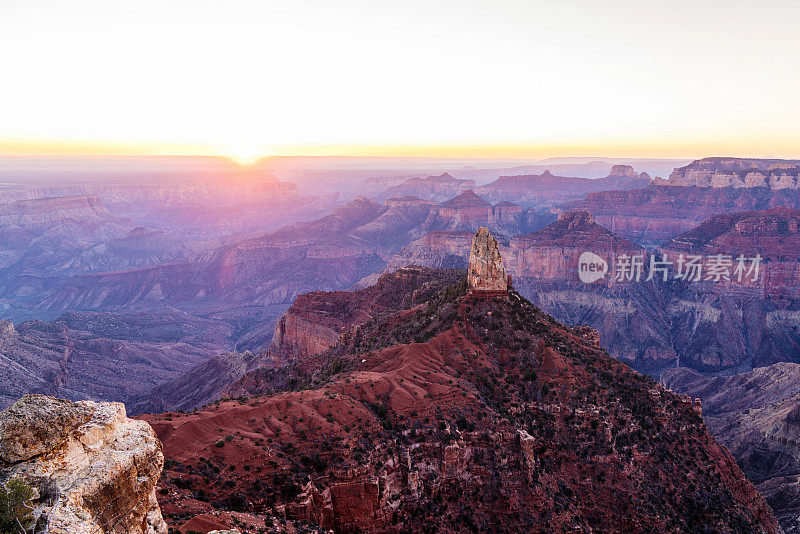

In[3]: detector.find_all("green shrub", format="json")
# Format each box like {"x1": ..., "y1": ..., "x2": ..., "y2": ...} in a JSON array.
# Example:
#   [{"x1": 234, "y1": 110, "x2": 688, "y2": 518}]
[{"x1": 0, "y1": 479, "x2": 35, "y2": 533}]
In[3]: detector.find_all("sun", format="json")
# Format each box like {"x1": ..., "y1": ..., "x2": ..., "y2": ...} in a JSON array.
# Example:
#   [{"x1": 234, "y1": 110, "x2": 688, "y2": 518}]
[{"x1": 223, "y1": 147, "x2": 265, "y2": 165}]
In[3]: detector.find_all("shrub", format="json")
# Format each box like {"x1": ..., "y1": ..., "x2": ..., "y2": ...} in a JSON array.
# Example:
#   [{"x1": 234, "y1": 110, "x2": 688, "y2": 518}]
[
  {"x1": 0, "y1": 479, "x2": 35, "y2": 533},
  {"x1": 456, "y1": 416, "x2": 475, "y2": 432}
]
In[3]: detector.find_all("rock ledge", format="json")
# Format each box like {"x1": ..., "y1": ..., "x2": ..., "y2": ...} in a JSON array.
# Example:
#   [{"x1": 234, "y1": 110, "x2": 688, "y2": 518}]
[{"x1": 0, "y1": 394, "x2": 167, "y2": 534}]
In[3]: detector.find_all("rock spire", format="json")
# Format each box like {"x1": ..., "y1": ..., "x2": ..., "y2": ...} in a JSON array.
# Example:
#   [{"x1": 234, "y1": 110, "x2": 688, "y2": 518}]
[{"x1": 467, "y1": 227, "x2": 508, "y2": 291}]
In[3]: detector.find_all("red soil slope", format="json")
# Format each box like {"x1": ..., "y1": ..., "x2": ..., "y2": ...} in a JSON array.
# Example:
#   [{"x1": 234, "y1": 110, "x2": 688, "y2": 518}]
[{"x1": 144, "y1": 285, "x2": 780, "y2": 533}]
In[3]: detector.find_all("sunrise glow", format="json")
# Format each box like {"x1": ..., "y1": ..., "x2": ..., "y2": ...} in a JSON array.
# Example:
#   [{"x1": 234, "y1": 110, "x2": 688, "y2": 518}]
[
  {"x1": 0, "y1": 0, "x2": 798, "y2": 159},
  {"x1": 223, "y1": 148, "x2": 267, "y2": 166}
]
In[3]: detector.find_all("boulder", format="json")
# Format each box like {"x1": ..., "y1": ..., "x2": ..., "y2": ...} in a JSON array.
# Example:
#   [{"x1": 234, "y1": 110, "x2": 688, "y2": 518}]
[{"x1": 0, "y1": 394, "x2": 167, "y2": 534}]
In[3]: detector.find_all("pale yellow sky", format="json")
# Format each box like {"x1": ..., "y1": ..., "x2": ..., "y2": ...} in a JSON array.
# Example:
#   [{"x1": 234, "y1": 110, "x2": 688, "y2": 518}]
[{"x1": 0, "y1": 0, "x2": 798, "y2": 159}]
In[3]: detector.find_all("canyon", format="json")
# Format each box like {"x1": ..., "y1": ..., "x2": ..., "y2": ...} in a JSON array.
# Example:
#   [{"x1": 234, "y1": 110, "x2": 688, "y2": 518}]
[
  {"x1": 0, "y1": 310, "x2": 234, "y2": 411},
  {"x1": 4, "y1": 156, "x2": 800, "y2": 532},
  {"x1": 0, "y1": 191, "x2": 549, "y2": 317},
  {"x1": 663, "y1": 364, "x2": 800, "y2": 533},
  {"x1": 31, "y1": 177, "x2": 797, "y2": 419},
  {"x1": 381, "y1": 207, "x2": 800, "y2": 377}
]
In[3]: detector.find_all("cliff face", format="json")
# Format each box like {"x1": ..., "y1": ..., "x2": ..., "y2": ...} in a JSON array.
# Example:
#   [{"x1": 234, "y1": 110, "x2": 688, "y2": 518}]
[
  {"x1": 610, "y1": 164, "x2": 639, "y2": 178},
  {"x1": 562, "y1": 184, "x2": 800, "y2": 246},
  {"x1": 0, "y1": 394, "x2": 166, "y2": 533},
  {"x1": 669, "y1": 158, "x2": 800, "y2": 189},
  {"x1": 267, "y1": 266, "x2": 465, "y2": 362},
  {"x1": 133, "y1": 267, "x2": 466, "y2": 413},
  {"x1": 386, "y1": 231, "x2": 476, "y2": 271},
  {"x1": 663, "y1": 206, "x2": 800, "y2": 300},
  {"x1": 146, "y1": 275, "x2": 780, "y2": 533},
  {"x1": 505, "y1": 210, "x2": 642, "y2": 284},
  {"x1": 436, "y1": 190, "x2": 523, "y2": 233},
  {"x1": 663, "y1": 364, "x2": 800, "y2": 533}
]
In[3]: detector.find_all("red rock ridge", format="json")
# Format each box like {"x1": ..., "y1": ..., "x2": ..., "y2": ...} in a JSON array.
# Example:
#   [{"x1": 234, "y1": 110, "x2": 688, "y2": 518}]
[
  {"x1": 145, "y1": 286, "x2": 781, "y2": 533},
  {"x1": 266, "y1": 267, "x2": 466, "y2": 363}
]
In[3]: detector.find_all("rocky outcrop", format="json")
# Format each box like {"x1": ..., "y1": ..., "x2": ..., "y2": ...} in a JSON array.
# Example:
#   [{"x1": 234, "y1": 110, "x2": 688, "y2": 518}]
[
  {"x1": 467, "y1": 227, "x2": 507, "y2": 291},
  {"x1": 669, "y1": 158, "x2": 800, "y2": 189},
  {"x1": 0, "y1": 394, "x2": 166, "y2": 533},
  {"x1": 610, "y1": 164, "x2": 639, "y2": 178},
  {"x1": 268, "y1": 266, "x2": 467, "y2": 361}
]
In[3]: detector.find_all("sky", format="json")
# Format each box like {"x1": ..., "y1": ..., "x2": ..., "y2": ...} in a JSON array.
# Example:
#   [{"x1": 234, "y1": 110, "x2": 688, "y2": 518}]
[{"x1": 0, "y1": 0, "x2": 798, "y2": 160}]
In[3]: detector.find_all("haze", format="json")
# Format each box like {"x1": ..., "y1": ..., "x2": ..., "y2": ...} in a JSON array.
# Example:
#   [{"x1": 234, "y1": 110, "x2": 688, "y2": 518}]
[{"x1": 1, "y1": 0, "x2": 799, "y2": 159}]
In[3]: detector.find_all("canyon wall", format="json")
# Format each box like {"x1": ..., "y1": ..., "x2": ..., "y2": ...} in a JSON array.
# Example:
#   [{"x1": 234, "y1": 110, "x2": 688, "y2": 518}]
[{"x1": 669, "y1": 158, "x2": 800, "y2": 189}]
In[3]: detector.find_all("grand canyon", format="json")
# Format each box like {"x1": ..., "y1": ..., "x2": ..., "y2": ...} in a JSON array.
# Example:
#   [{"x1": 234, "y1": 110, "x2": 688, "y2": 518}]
[
  {"x1": 3, "y1": 2, "x2": 800, "y2": 531},
  {"x1": 2, "y1": 155, "x2": 800, "y2": 533}
]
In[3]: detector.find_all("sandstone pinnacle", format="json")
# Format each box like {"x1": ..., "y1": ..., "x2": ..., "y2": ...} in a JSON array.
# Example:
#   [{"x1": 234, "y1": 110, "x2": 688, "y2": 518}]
[{"x1": 467, "y1": 227, "x2": 508, "y2": 291}]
